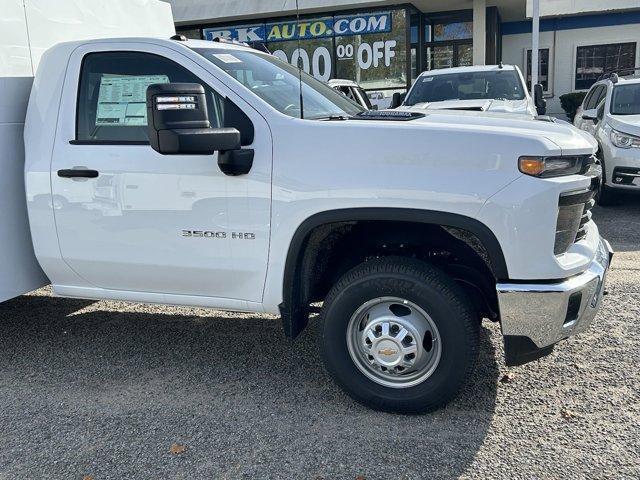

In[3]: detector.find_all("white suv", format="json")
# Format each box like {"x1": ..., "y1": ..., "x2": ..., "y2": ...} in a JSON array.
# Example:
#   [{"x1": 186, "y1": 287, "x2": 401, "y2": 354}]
[{"x1": 574, "y1": 70, "x2": 640, "y2": 205}]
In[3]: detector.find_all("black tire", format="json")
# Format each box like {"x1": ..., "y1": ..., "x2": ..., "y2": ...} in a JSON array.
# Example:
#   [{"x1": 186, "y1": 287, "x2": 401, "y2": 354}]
[
  {"x1": 596, "y1": 182, "x2": 617, "y2": 206},
  {"x1": 596, "y1": 158, "x2": 617, "y2": 206},
  {"x1": 320, "y1": 256, "x2": 479, "y2": 414}
]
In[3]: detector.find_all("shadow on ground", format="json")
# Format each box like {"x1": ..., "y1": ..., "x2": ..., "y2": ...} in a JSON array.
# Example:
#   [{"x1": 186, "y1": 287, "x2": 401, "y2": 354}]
[{"x1": 0, "y1": 294, "x2": 499, "y2": 479}]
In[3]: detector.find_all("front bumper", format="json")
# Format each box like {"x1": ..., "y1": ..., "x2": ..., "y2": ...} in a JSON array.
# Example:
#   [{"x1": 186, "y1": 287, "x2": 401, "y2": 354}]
[
  {"x1": 496, "y1": 237, "x2": 613, "y2": 366},
  {"x1": 603, "y1": 142, "x2": 640, "y2": 190}
]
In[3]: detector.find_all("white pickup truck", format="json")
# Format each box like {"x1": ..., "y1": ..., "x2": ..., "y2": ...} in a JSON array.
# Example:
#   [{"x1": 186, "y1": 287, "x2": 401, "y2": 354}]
[
  {"x1": 392, "y1": 64, "x2": 547, "y2": 117},
  {"x1": 4, "y1": 7, "x2": 612, "y2": 414}
]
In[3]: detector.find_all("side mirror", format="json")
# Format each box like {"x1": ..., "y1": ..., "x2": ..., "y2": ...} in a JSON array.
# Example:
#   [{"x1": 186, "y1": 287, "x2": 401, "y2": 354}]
[
  {"x1": 390, "y1": 92, "x2": 405, "y2": 109},
  {"x1": 371, "y1": 104, "x2": 378, "y2": 110},
  {"x1": 533, "y1": 83, "x2": 547, "y2": 115},
  {"x1": 582, "y1": 108, "x2": 598, "y2": 123},
  {"x1": 146, "y1": 83, "x2": 240, "y2": 155}
]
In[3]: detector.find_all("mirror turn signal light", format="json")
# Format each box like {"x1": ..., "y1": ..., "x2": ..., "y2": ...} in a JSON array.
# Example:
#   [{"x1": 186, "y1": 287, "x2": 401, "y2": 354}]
[{"x1": 155, "y1": 95, "x2": 197, "y2": 111}]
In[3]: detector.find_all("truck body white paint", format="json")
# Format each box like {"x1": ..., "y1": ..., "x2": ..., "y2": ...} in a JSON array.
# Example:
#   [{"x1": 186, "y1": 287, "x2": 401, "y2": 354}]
[{"x1": 20, "y1": 37, "x2": 603, "y2": 311}]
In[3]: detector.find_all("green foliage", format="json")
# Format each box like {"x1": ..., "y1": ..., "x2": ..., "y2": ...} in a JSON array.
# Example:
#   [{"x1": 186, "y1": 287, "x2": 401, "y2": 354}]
[{"x1": 559, "y1": 91, "x2": 587, "y2": 122}]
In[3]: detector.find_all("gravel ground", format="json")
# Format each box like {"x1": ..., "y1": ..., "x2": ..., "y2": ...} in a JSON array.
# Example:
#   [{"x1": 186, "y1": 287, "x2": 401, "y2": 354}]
[{"x1": 0, "y1": 198, "x2": 639, "y2": 480}]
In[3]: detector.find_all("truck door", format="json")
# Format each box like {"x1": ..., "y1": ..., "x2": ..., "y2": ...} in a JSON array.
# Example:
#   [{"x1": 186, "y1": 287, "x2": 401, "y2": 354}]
[{"x1": 50, "y1": 45, "x2": 271, "y2": 304}]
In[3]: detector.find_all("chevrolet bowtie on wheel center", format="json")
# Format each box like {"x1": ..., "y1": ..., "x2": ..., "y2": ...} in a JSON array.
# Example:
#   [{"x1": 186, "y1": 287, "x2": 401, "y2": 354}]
[{"x1": 2, "y1": 9, "x2": 612, "y2": 413}]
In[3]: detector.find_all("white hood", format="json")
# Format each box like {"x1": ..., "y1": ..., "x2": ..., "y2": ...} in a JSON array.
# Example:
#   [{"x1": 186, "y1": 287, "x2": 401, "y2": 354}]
[
  {"x1": 372, "y1": 108, "x2": 597, "y2": 155},
  {"x1": 400, "y1": 98, "x2": 534, "y2": 116},
  {"x1": 608, "y1": 114, "x2": 640, "y2": 138}
]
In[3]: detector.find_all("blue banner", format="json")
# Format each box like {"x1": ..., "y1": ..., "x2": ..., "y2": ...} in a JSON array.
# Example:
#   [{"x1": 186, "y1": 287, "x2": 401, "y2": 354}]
[
  {"x1": 265, "y1": 17, "x2": 334, "y2": 42},
  {"x1": 333, "y1": 13, "x2": 392, "y2": 37},
  {"x1": 204, "y1": 23, "x2": 266, "y2": 43}
]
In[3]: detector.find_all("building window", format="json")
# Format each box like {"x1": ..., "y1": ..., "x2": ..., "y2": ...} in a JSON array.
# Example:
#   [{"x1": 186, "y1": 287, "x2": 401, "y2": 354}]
[
  {"x1": 575, "y1": 42, "x2": 636, "y2": 90},
  {"x1": 526, "y1": 48, "x2": 550, "y2": 93},
  {"x1": 433, "y1": 21, "x2": 472, "y2": 41},
  {"x1": 423, "y1": 11, "x2": 473, "y2": 71}
]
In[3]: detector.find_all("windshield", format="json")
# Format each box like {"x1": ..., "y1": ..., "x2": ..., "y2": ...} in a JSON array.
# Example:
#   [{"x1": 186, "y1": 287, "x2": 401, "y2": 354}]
[
  {"x1": 404, "y1": 70, "x2": 526, "y2": 105},
  {"x1": 611, "y1": 83, "x2": 640, "y2": 115},
  {"x1": 193, "y1": 47, "x2": 363, "y2": 119}
]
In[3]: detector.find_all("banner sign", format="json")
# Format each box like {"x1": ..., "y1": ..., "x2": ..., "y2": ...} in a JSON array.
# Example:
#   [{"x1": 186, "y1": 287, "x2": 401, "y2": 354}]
[
  {"x1": 204, "y1": 23, "x2": 265, "y2": 43},
  {"x1": 265, "y1": 17, "x2": 334, "y2": 42},
  {"x1": 333, "y1": 13, "x2": 391, "y2": 37},
  {"x1": 203, "y1": 12, "x2": 392, "y2": 43}
]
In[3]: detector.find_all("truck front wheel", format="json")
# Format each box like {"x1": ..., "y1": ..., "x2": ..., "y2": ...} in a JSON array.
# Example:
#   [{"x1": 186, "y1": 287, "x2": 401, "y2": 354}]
[{"x1": 320, "y1": 256, "x2": 479, "y2": 414}]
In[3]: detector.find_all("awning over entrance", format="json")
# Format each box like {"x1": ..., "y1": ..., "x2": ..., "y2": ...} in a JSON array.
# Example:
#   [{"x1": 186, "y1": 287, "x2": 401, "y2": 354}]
[{"x1": 164, "y1": 0, "x2": 525, "y2": 25}]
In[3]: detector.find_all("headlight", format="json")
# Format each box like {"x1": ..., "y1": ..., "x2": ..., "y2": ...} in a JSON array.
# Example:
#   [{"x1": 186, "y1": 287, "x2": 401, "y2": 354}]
[
  {"x1": 610, "y1": 129, "x2": 640, "y2": 149},
  {"x1": 519, "y1": 155, "x2": 591, "y2": 178}
]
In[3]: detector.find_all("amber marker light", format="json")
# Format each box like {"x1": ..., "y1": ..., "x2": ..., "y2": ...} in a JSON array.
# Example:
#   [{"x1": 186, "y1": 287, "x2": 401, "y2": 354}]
[{"x1": 519, "y1": 156, "x2": 545, "y2": 176}]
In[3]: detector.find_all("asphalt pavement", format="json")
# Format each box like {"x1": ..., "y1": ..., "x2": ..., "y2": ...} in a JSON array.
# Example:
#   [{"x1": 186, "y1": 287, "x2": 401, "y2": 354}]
[{"x1": 0, "y1": 196, "x2": 638, "y2": 479}]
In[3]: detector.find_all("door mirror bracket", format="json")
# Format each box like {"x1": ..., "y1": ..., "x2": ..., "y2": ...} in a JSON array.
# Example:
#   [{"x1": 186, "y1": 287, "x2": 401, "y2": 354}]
[{"x1": 218, "y1": 149, "x2": 254, "y2": 176}]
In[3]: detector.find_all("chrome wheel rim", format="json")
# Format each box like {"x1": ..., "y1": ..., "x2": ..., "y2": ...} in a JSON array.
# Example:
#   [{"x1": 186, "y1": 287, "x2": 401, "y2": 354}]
[{"x1": 346, "y1": 297, "x2": 442, "y2": 389}]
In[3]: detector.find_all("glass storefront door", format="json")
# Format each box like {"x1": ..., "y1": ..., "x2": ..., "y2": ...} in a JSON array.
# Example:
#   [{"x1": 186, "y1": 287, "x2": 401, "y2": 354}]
[
  {"x1": 426, "y1": 42, "x2": 473, "y2": 70},
  {"x1": 457, "y1": 44, "x2": 473, "y2": 66},
  {"x1": 431, "y1": 45, "x2": 453, "y2": 69}
]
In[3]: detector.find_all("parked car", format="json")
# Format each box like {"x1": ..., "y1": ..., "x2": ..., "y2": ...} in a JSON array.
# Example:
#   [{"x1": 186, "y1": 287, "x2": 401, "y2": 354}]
[
  {"x1": 574, "y1": 70, "x2": 640, "y2": 205},
  {"x1": 367, "y1": 90, "x2": 393, "y2": 110},
  {"x1": 3, "y1": 13, "x2": 612, "y2": 414},
  {"x1": 392, "y1": 64, "x2": 546, "y2": 117},
  {"x1": 328, "y1": 79, "x2": 374, "y2": 110}
]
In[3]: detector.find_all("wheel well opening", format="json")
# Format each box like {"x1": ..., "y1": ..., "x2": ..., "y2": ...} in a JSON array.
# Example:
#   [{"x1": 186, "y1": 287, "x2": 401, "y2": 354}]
[{"x1": 281, "y1": 217, "x2": 504, "y2": 338}]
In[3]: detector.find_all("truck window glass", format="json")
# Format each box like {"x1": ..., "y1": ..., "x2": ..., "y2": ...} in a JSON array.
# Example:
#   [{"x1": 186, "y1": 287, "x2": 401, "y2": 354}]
[
  {"x1": 404, "y1": 70, "x2": 525, "y2": 105},
  {"x1": 76, "y1": 52, "x2": 224, "y2": 142},
  {"x1": 193, "y1": 47, "x2": 362, "y2": 120}
]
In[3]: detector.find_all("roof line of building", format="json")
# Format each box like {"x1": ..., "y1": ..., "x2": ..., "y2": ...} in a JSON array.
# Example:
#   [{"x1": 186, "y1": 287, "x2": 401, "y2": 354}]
[{"x1": 503, "y1": 10, "x2": 640, "y2": 35}]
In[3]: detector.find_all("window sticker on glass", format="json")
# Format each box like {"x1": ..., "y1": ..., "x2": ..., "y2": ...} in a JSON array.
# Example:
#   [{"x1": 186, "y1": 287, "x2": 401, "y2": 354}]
[
  {"x1": 212, "y1": 53, "x2": 242, "y2": 63},
  {"x1": 422, "y1": 77, "x2": 434, "y2": 82},
  {"x1": 96, "y1": 74, "x2": 169, "y2": 126}
]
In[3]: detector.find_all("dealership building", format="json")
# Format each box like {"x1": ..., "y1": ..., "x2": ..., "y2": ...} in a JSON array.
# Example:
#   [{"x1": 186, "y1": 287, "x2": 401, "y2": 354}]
[{"x1": 164, "y1": 0, "x2": 640, "y2": 116}]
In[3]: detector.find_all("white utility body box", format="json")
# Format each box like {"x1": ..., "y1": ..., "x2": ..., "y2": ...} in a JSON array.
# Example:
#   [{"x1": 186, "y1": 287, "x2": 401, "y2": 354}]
[{"x1": 0, "y1": 0, "x2": 174, "y2": 302}]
